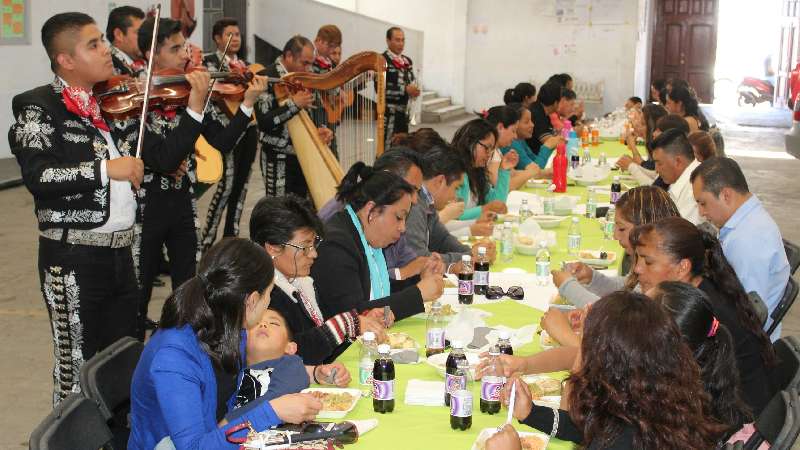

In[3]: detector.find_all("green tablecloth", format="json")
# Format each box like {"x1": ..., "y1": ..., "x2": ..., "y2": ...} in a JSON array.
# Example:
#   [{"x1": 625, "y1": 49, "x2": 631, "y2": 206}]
[{"x1": 309, "y1": 142, "x2": 631, "y2": 449}]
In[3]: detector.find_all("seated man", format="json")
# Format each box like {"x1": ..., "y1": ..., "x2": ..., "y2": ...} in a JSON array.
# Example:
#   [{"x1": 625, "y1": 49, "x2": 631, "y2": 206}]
[
  {"x1": 650, "y1": 129, "x2": 701, "y2": 224},
  {"x1": 226, "y1": 308, "x2": 348, "y2": 421},
  {"x1": 625, "y1": 96, "x2": 643, "y2": 110},
  {"x1": 691, "y1": 157, "x2": 790, "y2": 338},
  {"x1": 406, "y1": 145, "x2": 497, "y2": 270}
]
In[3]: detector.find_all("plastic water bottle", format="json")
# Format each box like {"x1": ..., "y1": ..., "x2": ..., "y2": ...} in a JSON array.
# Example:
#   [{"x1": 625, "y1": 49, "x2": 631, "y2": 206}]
[
  {"x1": 543, "y1": 185, "x2": 555, "y2": 215},
  {"x1": 426, "y1": 302, "x2": 446, "y2": 357},
  {"x1": 473, "y1": 247, "x2": 490, "y2": 295},
  {"x1": 519, "y1": 198, "x2": 532, "y2": 223},
  {"x1": 535, "y1": 241, "x2": 551, "y2": 286},
  {"x1": 567, "y1": 217, "x2": 581, "y2": 257},
  {"x1": 479, "y1": 346, "x2": 504, "y2": 415},
  {"x1": 585, "y1": 186, "x2": 597, "y2": 219},
  {"x1": 359, "y1": 331, "x2": 377, "y2": 386},
  {"x1": 501, "y1": 222, "x2": 514, "y2": 263},
  {"x1": 458, "y1": 255, "x2": 474, "y2": 305},
  {"x1": 604, "y1": 205, "x2": 616, "y2": 240}
]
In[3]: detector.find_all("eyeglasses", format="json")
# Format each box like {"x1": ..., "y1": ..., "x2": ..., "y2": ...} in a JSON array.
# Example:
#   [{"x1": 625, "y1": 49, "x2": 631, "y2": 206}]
[
  {"x1": 282, "y1": 235, "x2": 323, "y2": 256},
  {"x1": 476, "y1": 140, "x2": 494, "y2": 153},
  {"x1": 485, "y1": 285, "x2": 524, "y2": 300}
]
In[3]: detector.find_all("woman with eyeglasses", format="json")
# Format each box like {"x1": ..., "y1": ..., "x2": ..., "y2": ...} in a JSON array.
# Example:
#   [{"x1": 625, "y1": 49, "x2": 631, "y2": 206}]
[
  {"x1": 452, "y1": 118, "x2": 511, "y2": 222},
  {"x1": 249, "y1": 195, "x2": 389, "y2": 366}
]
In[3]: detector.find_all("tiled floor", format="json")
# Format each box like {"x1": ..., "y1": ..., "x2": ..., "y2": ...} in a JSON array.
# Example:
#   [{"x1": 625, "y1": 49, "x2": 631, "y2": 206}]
[{"x1": 1, "y1": 115, "x2": 799, "y2": 448}]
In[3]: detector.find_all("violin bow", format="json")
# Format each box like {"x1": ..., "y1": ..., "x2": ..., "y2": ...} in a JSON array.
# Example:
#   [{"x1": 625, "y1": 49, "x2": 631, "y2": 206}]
[
  {"x1": 134, "y1": 3, "x2": 161, "y2": 159},
  {"x1": 202, "y1": 32, "x2": 235, "y2": 113}
]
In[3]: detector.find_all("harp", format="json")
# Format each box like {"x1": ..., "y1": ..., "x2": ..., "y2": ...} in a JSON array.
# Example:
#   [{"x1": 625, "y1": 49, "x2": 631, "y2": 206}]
[{"x1": 275, "y1": 51, "x2": 386, "y2": 209}]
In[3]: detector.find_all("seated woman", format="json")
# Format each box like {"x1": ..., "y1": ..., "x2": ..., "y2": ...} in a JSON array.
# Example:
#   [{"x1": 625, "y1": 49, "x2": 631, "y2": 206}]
[
  {"x1": 666, "y1": 85, "x2": 710, "y2": 133},
  {"x1": 652, "y1": 282, "x2": 757, "y2": 445},
  {"x1": 481, "y1": 105, "x2": 527, "y2": 189},
  {"x1": 313, "y1": 163, "x2": 444, "y2": 322},
  {"x1": 526, "y1": 82, "x2": 562, "y2": 152},
  {"x1": 616, "y1": 103, "x2": 667, "y2": 185},
  {"x1": 504, "y1": 82, "x2": 537, "y2": 108},
  {"x1": 451, "y1": 119, "x2": 511, "y2": 222},
  {"x1": 249, "y1": 195, "x2": 388, "y2": 365},
  {"x1": 501, "y1": 291, "x2": 725, "y2": 449},
  {"x1": 630, "y1": 217, "x2": 775, "y2": 414},
  {"x1": 688, "y1": 130, "x2": 717, "y2": 162},
  {"x1": 129, "y1": 238, "x2": 322, "y2": 450},
  {"x1": 551, "y1": 186, "x2": 680, "y2": 307},
  {"x1": 499, "y1": 103, "x2": 556, "y2": 183},
  {"x1": 549, "y1": 88, "x2": 578, "y2": 134}
]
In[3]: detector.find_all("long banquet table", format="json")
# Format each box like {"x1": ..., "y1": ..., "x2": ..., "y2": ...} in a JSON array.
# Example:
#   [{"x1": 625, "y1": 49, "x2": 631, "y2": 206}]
[{"x1": 309, "y1": 141, "x2": 632, "y2": 450}]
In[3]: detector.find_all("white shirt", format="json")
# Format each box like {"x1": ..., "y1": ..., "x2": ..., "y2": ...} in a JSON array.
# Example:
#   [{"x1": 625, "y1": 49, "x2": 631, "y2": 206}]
[
  {"x1": 668, "y1": 158, "x2": 702, "y2": 225},
  {"x1": 272, "y1": 269, "x2": 324, "y2": 321},
  {"x1": 59, "y1": 77, "x2": 137, "y2": 233}
]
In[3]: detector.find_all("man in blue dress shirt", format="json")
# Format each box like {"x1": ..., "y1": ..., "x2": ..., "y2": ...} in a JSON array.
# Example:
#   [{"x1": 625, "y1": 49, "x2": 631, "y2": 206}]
[{"x1": 691, "y1": 157, "x2": 790, "y2": 339}]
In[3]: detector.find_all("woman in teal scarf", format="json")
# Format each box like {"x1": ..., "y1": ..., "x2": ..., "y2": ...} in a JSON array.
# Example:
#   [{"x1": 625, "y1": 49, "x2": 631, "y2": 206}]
[{"x1": 313, "y1": 162, "x2": 445, "y2": 323}]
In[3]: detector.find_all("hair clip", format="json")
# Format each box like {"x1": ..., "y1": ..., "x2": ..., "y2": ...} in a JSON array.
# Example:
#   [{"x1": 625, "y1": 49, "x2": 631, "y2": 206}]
[{"x1": 707, "y1": 317, "x2": 719, "y2": 337}]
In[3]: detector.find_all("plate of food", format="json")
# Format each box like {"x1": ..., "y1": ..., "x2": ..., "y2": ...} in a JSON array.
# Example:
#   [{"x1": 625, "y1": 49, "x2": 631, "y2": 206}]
[
  {"x1": 425, "y1": 351, "x2": 481, "y2": 379},
  {"x1": 472, "y1": 428, "x2": 549, "y2": 450},
  {"x1": 524, "y1": 375, "x2": 563, "y2": 400},
  {"x1": 301, "y1": 388, "x2": 361, "y2": 419},
  {"x1": 578, "y1": 250, "x2": 617, "y2": 267}
]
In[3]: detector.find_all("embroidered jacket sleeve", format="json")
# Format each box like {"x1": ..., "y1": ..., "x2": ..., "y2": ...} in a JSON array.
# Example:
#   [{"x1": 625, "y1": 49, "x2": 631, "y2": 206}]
[
  {"x1": 10, "y1": 104, "x2": 101, "y2": 198},
  {"x1": 112, "y1": 111, "x2": 204, "y2": 174},
  {"x1": 201, "y1": 105, "x2": 252, "y2": 154},
  {"x1": 254, "y1": 87, "x2": 300, "y2": 133}
]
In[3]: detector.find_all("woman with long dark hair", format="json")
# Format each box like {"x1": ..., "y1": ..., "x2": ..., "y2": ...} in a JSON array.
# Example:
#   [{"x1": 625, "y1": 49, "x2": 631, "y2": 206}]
[
  {"x1": 666, "y1": 86, "x2": 710, "y2": 132},
  {"x1": 129, "y1": 238, "x2": 322, "y2": 449},
  {"x1": 452, "y1": 118, "x2": 510, "y2": 221},
  {"x1": 651, "y1": 281, "x2": 755, "y2": 443},
  {"x1": 312, "y1": 162, "x2": 444, "y2": 322},
  {"x1": 503, "y1": 82, "x2": 537, "y2": 107},
  {"x1": 550, "y1": 186, "x2": 680, "y2": 307},
  {"x1": 498, "y1": 103, "x2": 554, "y2": 189},
  {"x1": 631, "y1": 217, "x2": 775, "y2": 414},
  {"x1": 501, "y1": 291, "x2": 724, "y2": 449}
]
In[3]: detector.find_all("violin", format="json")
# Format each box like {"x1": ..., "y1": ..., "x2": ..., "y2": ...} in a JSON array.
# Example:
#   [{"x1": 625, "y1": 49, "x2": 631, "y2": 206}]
[{"x1": 93, "y1": 66, "x2": 253, "y2": 121}]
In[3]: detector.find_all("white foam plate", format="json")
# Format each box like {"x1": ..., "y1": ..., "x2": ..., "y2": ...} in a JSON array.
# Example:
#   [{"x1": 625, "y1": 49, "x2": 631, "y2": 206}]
[{"x1": 301, "y1": 387, "x2": 362, "y2": 419}]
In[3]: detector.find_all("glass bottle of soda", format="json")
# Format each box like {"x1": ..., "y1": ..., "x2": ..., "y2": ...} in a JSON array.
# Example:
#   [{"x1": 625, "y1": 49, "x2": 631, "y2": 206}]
[
  {"x1": 610, "y1": 176, "x2": 622, "y2": 204},
  {"x1": 425, "y1": 302, "x2": 446, "y2": 357},
  {"x1": 497, "y1": 330, "x2": 513, "y2": 355},
  {"x1": 473, "y1": 247, "x2": 490, "y2": 296},
  {"x1": 480, "y1": 346, "x2": 504, "y2": 415},
  {"x1": 458, "y1": 255, "x2": 473, "y2": 305},
  {"x1": 450, "y1": 383, "x2": 473, "y2": 430},
  {"x1": 372, "y1": 344, "x2": 395, "y2": 413},
  {"x1": 444, "y1": 340, "x2": 468, "y2": 406}
]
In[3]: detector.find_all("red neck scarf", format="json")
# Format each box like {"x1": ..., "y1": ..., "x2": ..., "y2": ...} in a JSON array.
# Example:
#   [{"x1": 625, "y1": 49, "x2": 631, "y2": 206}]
[
  {"x1": 61, "y1": 86, "x2": 109, "y2": 132},
  {"x1": 315, "y1": 56, "x2": 332, "y2": 70}
]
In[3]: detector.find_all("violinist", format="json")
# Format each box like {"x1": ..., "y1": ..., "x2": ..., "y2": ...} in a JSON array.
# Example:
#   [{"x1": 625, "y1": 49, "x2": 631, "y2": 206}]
[
  {"x1": 107, "y1": 6, "x2": 146, "y2": 77},
  {"x1": 111, "y1": 17, "x2": 267, "y2": 339},
  {"x1": 257, "y1": 35, "x2": 333, "y2": 198},
  {"x1": 198, "y1": 17, "x2": 259, "y2": 252},
  {"x1": 310, "y1": 24, "x2": 342, "y2": 156},
  {"x1": 8, "y1": 12, "x2": 203, "y2": 405}
]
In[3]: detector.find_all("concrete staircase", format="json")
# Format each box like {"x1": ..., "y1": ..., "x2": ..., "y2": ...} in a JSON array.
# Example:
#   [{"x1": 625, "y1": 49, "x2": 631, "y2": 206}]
[{"x1": 420, "y1": 90, "x2": 470, "y2": 123}]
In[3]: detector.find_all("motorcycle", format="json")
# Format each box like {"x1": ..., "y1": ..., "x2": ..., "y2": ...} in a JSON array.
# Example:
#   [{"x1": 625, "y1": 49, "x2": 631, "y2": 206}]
[{"x1": 737, "y1": 77, "x2": 774, "y2": 107}]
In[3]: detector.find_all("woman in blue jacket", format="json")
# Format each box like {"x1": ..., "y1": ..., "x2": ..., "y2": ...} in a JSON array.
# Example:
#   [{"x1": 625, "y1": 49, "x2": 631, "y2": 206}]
[{"x1": 129, "y1": 238, "x2": 322, "y2": 450}]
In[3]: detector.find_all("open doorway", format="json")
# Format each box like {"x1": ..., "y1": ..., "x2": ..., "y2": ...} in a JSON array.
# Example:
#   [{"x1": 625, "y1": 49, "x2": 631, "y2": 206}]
[{"x1": 713, "y1": 0, "x2": 782, "y2": 108}]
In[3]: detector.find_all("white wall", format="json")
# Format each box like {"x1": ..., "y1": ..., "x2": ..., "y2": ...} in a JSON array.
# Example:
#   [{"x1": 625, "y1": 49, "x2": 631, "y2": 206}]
[
  {"x1": 0, "y1": 0, "x2": 169, "y2": 159},
  {"x1": 633, "y1": 0, "x2": 654, "y2": 101},
  {"x1": 465, "y1": 0, "x2": 639, "y2": 115},
  {"x1": 249, "y1": 0, "x2": 423, "y2": 76}
]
